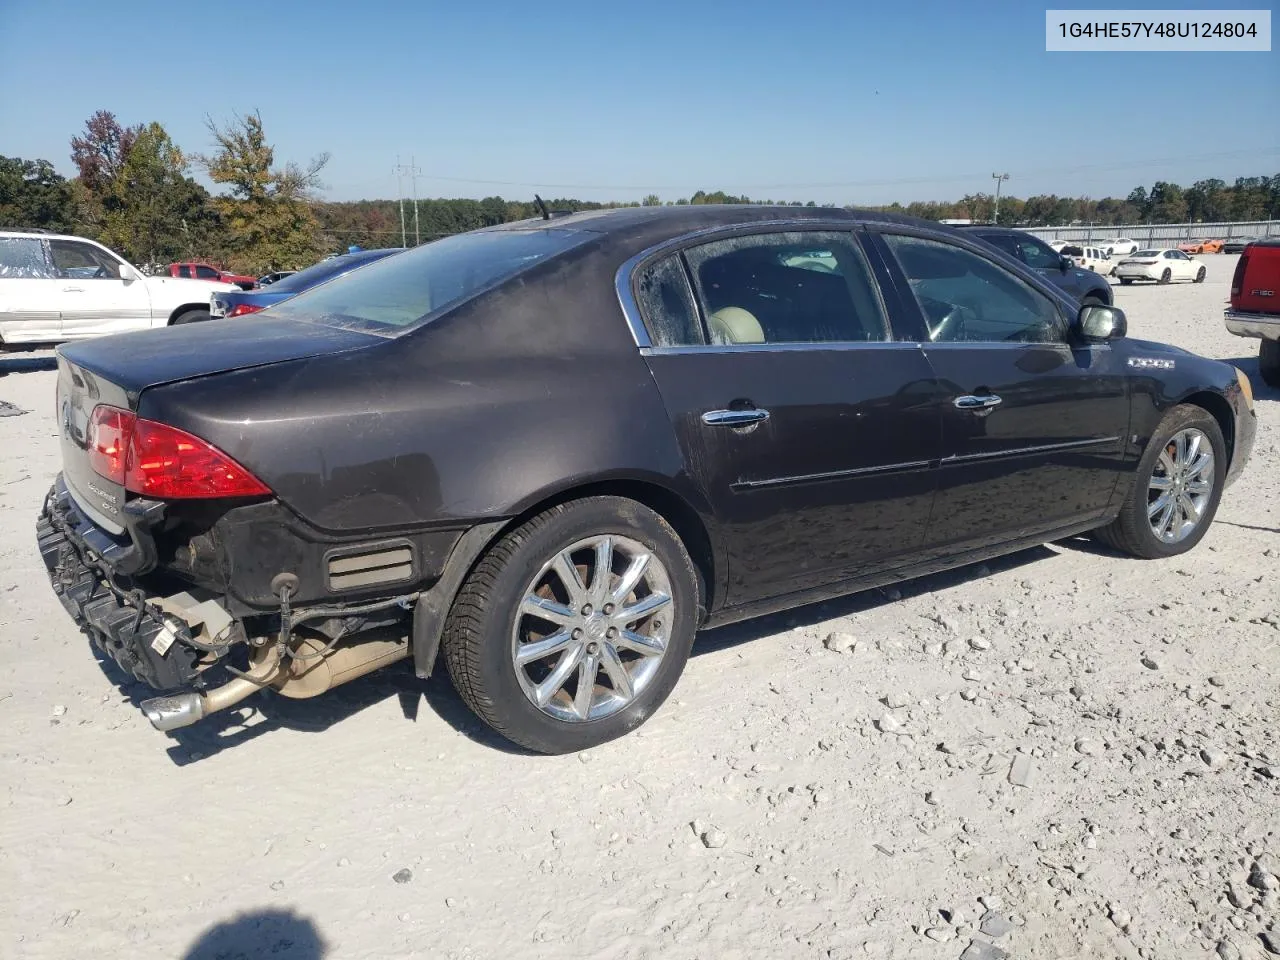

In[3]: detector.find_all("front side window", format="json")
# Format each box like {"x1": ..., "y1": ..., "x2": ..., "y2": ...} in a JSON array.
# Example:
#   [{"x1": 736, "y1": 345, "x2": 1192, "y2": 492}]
[
  {"x1": 1017, "y1": 236, "x2": 1061, "y2": 269},
  {"x1": 269, "y1": 227, "x2": 595, "y2": 335},
  {"x1": 681, "y1": 231, "x2": 889, "y2": 345},
  {"x1": 0, "y1": 237, "x2": 51, "y2": 278},
  {"x1": 195, "y1": 265, "x2": 219, "y2": 279},
  {"x1": 178, "y1": 265, "x2": 192, "y2": 278},
  {"x1": 881, "y1": 234, "x2": 1064, "y2": 344},
  {"x1": 49, "y1": 240, "x2": 121, "y2": 280}
]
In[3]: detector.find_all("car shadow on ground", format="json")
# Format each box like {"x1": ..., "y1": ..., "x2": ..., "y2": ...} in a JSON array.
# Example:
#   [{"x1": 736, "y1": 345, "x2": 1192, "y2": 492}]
[
  {"x1": 91, "y1": 543, "x2": 1056, "y2": 763},
  {"x1": 693, "y1": 544, "x2": 1054, "y2": 656},
  {"x1": 179, "y1": 907, "x2": 327, "y2": 959},
  {"x1": 0, "y1": 354, "x2": 57, "y2": 376},
  {"x1": 1224, "y1": 355, "x2": 1280, "y2": 401}
]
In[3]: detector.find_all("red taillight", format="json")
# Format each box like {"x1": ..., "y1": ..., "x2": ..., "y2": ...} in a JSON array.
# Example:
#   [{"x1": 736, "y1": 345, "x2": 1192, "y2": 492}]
[
  {"x1": 87, "y1": 405, "x2": 270, "y2": 499},
  {"x1": 88, "y1": 406, "x2": 131, "y2": 484},
  {"x1": 227, "y1": 303, "x2": 264, "y2": 318},
  {"x1": 1231, "y1": 252, "x2": 1249, "y2": 301}
]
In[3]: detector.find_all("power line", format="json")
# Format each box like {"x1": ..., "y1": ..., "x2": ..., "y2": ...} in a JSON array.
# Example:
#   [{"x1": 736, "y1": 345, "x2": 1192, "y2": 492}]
[{"x1": 404, "y1": 148, "x2": 1278, "y2": 193}]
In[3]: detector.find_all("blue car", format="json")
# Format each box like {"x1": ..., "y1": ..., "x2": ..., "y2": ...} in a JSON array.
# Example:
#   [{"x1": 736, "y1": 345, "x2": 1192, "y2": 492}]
[{"x1": 209, "y1": 248, "x2": 404, "y2": 319}]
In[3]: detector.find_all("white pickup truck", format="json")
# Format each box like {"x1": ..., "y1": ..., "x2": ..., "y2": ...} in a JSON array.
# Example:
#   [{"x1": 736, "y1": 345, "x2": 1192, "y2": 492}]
[{"x1": 0, "y1": 230, "x2": 235, "y2": 347}]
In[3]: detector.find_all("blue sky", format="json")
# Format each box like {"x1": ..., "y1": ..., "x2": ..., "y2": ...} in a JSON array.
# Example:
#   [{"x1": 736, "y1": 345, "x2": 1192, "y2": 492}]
[{"x1": 1, "y1": 0, "x2": 1275, "y2": 205}]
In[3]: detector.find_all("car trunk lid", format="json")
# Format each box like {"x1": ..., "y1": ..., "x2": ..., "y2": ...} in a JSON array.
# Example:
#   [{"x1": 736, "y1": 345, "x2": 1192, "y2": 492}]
[{"x1": 55, "y1": 317, "x2": 383, "y2": 533}]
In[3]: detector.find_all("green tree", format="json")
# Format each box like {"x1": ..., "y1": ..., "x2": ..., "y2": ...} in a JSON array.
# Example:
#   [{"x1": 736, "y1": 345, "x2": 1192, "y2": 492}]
[
  {"x1": 641, "y1": 193, "x2": 661, "y2": 206},
  {"x1": 199, "y1": 111, "x2": 329, "y2": 273},
  {"x1": 103, "y1": 122, "x2": 215, "y2": 265},
  {"x1": 69, "y1": 110, "x2": 141, "y2": 236},
  {"x1": 1147, "y1": 181, "x2": 1187, "y2": 222},
  {"x1": 0, "y1": 156, "x2": 77, "y2": 231}
]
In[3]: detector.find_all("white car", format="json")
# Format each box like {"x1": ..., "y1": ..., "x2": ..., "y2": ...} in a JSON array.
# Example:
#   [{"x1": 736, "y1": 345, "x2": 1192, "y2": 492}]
[
  {"x1": 1060, "y1": 244, "x2": 1114, "y2": 275},
  {"x1": 1115, "y1": 248, "x2": 1208, "y2": 285},
  {"x1": 1048, "y1": 239, "x2": 1070, "y2": 252},
  {"x1": 1105, "y1": 237, "x2": 1139, "y2": 257},
  {"x1": 0, "y1": 230, "x2": 235, "y2": 347}
]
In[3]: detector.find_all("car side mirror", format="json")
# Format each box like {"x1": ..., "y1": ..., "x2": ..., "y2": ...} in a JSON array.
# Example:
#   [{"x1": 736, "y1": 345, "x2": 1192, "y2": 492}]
[
  {"x1": 118, "y1": 263, "x2": 138, "y2": 282},
  {"x1": 1059, "y1": 256, "x2": 1072, "y2": 272},
  {"x1": 1077, "y1": 303, "x2": 1126, "y2": 342}
]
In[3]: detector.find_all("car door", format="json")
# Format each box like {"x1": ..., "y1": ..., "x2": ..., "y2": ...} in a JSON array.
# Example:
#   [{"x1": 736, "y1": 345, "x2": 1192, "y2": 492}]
[
  {"x1": 0, "y1": 236, "x2": 63, "y2": 343},
  {"x1": 869, "y1": 230, "x2": 1131, "y2": 553},
  {"x1": 49, "y1": 239, "x2": 152, "y2": 338},
  {"x1": 1169, "y1": 249, "x2": 1195, "y2": 279},
  {"x1": 628, "y1": 228, "x2": 942, "y2": 606}
]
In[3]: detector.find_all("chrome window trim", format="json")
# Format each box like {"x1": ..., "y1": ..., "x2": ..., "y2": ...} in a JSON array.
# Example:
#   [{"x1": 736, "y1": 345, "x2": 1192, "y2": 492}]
[
  {"x1": 640, "y1": 341, "x2": 923, "y2": 357},
  {"x1": 614, "y1": 218, "x2": 869, "y2": 349}
]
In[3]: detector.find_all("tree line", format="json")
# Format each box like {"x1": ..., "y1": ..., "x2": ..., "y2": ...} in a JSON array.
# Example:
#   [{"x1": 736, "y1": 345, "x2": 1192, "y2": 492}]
[{"x1": 2, "y1": 110, "x2": 1277, "y2": 274}]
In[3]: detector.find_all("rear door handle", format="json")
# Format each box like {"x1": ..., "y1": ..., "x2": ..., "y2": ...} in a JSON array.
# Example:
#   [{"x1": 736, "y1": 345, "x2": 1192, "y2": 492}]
[
  {"x1": 702, "y1": 408, "x2": 770, "y2": 427},
  {"x1": 953, "y1": 394, "x2": 1002, "y2": 410}
]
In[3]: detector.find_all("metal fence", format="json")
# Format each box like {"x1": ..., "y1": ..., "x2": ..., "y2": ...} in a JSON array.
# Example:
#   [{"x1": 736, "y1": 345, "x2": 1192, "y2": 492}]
[{"x1": 1026, "y1": 220, "x2": 1279, "y2": 245}]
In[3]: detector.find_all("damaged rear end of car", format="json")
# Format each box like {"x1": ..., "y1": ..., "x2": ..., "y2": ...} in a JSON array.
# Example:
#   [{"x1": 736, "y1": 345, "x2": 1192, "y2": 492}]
[{"x1": 37, "y1": 321, "x2": 435, "y2": 730}]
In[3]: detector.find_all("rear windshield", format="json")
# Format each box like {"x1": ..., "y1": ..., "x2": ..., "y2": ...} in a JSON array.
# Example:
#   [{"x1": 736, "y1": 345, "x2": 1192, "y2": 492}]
[
  {"x1": 269, "y1": 227, "x2": 596, "y2": 336},
  {"x1": 268, "y1": 250, "x2": 401, "y2": 293},
  {"x1": 1133, "y1": 250, "x2": 1159, "y2": 257}
]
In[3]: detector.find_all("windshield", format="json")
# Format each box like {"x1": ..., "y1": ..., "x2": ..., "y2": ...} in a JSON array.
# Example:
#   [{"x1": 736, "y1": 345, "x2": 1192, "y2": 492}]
[
  {"x1": 268, "y1": 250, "x2": 401, "y2": 293},
  {"x1": 269, "y1": 227, "x2": 596, "y2": 336}
]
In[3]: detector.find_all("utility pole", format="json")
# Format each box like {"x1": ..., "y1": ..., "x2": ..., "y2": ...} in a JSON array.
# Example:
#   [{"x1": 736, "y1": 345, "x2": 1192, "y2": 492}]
[
  {"x1": 394, "y1": 155, "x2": 406, "y2": 248},
  {"x1": 393, "y1": 156, "x2": 423, "y2": 246},
  {"x1": 991, "y1": 172, "x2": 1010, "y2": 224}
]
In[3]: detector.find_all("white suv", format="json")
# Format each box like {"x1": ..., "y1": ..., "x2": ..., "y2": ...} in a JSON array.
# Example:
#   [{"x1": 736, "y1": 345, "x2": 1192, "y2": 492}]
[{"x1": 0, "y1": 230, "x2": 236, "y2": 348}]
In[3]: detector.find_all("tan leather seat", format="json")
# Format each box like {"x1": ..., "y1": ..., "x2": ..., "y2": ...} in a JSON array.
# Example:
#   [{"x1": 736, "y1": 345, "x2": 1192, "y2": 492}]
[{"x1": 708, "y1": 307, "x2": 764, "y2": 345}]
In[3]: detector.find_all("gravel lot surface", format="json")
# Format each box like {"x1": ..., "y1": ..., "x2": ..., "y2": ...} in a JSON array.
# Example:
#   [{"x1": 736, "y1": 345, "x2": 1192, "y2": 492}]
[{"x1": 1, "y1": 254, "x2": 1276, "y2": 960}]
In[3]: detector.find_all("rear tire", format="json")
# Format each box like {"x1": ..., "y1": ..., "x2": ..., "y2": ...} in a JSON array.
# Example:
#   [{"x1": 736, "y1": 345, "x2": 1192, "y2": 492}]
[
  {"x1": 1158, "y1": 268, "x2": 1172, "y2": 285},
  {"x1": 442, "y1": 497, "x2": 700, "y2": 754},
  {"x1": 171, "y1": 309, "x2": 209, "y2": 325},
  {"x1": 1093, "y1": 405, "x2": 1225, "y2": 559},
  {"x1": 1260, "y1": 340, "x2": 1280, "y2": 388},
  {"x1": 1194, "y1": 266, "x2": 1206, "y2": 283}
]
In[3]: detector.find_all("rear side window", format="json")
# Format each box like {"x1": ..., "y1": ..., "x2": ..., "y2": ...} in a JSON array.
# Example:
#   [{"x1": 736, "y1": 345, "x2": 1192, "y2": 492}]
[
  {"x1": 270, "y1": 228, "x2": 595, "y2": 336},
  {"x1": 682, "y1": 231, "x2": 890, "y2": 345},
  {"x1": 634, "y1": 255, "x2": 702, "y2": 347},
  {"x1": 0, "y1": 237, "x2": 51, "y2": 278}
]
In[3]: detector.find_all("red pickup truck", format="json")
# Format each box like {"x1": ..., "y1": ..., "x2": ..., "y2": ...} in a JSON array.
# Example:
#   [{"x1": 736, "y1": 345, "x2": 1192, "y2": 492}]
[
  {"x1": 163, "y1": 262, "x2": 257, "y2": 290},
  {"x1": 1226, "y1": 239, "x2": 1280, "y2": 387}
]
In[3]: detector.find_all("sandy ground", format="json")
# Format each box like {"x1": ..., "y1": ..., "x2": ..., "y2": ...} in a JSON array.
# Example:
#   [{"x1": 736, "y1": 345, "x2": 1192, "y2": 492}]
[{"x1": 1, "y1": 255, "x2": 1277, "y2": 960}]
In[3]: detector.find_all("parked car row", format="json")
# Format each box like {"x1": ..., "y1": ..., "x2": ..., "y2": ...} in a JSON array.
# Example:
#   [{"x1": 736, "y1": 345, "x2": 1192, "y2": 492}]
[{"x1": 31, "y1": 205, "x2": 1257, "y2": 753}]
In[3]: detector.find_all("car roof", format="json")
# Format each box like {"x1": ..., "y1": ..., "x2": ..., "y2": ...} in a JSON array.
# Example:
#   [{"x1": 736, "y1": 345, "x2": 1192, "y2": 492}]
[
  {"x1": 479, "y1": 204, "x2": 940, "y2": 250},
  {"x1": 0, "y1": 228, "x2": 89, "y2": 242}
]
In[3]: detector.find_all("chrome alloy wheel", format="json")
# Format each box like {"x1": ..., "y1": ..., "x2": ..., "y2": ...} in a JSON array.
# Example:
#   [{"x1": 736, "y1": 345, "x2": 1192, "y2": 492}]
[
  {"x1": 512, "y1": 535, "x2": 672, "y2": 722},
  {"x1": 1147, "y1": 427, "x2": 1214, "y2": 544}
]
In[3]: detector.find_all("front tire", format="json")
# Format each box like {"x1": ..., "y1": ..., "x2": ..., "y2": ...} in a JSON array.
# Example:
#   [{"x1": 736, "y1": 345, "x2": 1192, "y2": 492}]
[
  {"x1": 442, "y1": 497, "x2": 700, "y2": 754},
  {"x1": 1194, "y1": 266, "x2": 1206, "y2": 283},
  {"x1": 1260, "y1": 339, "x2": 1280, "y2": 388},
  {"x1": 1158, "y1": 268, "x2": 1172, "y2": 285},
  {"x1": 171, "y1": 308, "x2": 210, "y2": 325},
  {"x1": 1093, "y1": 405, "x2": 1225, "y2": 559}
]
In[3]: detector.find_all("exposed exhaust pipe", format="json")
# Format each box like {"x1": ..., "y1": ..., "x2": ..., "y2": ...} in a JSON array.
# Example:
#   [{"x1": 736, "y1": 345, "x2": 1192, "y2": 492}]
[
  {"x1": 141, "y1": 631, "x2": 410, "y2": 731},
  {"x1": 141, "y1": 647, "x2": 285, "y2": 732}
]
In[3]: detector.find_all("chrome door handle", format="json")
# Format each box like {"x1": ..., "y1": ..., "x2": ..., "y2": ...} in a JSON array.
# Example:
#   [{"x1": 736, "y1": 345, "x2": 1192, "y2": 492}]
[
  {"x1": 702, "y1": 408, "x2": 770, "y2": 426},
  {"x1": 954, "y1": 394, "x2": 1002, "y2": 410}
]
